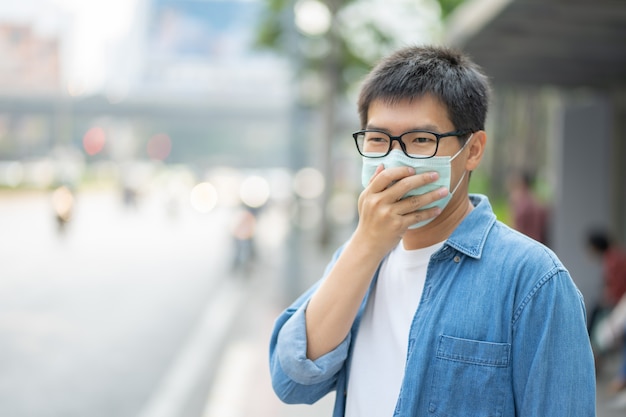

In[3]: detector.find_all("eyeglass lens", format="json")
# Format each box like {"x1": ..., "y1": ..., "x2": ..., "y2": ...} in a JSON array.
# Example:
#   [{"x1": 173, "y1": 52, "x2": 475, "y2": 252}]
[{"x1": 355, "y1": 131, "x2": 439, "y2": 157}]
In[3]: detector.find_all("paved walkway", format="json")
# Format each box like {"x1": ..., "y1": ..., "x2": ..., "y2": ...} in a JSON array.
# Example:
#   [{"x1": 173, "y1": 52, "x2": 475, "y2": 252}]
[
  {"x1": 201, "y1": 230, "x2": 337, "y2": 417},
  {"x1": 596, "y1": 350, "x2": 626, "y2": 416}
]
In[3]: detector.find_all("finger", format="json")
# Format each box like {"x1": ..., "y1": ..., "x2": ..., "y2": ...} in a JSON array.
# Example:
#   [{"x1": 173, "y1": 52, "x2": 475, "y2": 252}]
[
  {"x1": 385, "y1": 171, "x2": 440, "y2": 202},
  {"x1": 367, "y1": 164, "x2": 385, "y2": 185},
  {"x1": 368, "y1": 166, "x2": 420, "y2": 193},
  {"x1": 402, "y1": 205, "x2": 443, "y2": 226},
  {"x1": 395, "y1": 187, "x2": 449, "y2": 215}
]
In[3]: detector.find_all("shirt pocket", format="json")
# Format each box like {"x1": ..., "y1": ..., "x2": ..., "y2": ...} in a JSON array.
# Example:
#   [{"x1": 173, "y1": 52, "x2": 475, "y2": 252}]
[{"x1": 428, "y1": 335, "x2": 511, "y2": 417}]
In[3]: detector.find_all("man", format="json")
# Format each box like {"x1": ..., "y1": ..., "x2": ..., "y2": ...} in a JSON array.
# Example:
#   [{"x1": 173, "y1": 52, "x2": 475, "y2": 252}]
[
  {"x1": 587, "y1": 229, "x2": 626, "y2": 317},
  {"x1": 587, "y1": 229, "x2": 626, "y2": 392},
  {"x1": 507, "y1": 170, "x2": 550, "y2": 245},
  {"x1": 270, "y1": 46, "x2": 595, "y2": 416}
]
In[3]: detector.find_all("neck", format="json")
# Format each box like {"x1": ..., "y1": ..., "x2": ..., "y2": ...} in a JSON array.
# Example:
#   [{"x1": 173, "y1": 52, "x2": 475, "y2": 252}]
[{"x1": 402, "y1": 192, "x2": 474, "y2": 250}]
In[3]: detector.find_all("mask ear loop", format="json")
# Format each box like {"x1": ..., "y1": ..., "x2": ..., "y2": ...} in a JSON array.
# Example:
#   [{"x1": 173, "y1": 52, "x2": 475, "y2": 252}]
[
  {"x1": 450, "y1": 170, "x2": 467, "y2": 195},
  {"x1": 449, "y1": 133, "x2": 473, "y2": 195},
  {"x1": 450, "y1": 133, "x2": 474, "y2": 162}
]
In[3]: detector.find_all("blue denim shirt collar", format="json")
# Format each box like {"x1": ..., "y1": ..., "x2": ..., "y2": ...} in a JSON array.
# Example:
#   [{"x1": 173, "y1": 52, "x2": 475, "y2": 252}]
[{"x1": 443, "y1": 194, "x2": 497, "y2": 260}]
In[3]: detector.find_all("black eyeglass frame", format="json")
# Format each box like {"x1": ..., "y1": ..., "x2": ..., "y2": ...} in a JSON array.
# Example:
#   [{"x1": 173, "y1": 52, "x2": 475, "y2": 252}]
[{"x1": 352, "y1": 129, "x2": 473, "y2": 159}]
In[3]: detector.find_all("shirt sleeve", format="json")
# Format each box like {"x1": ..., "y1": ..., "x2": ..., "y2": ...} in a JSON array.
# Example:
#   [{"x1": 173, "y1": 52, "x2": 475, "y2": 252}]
[
  {"x1": 511, "y1": 267, "x2": 596, "y2": 416},
  {"x1": 270, "y1": 295, "x2": 351, "y2": 404},
  {"x1": 269, "y1": 246, "x2": 352, "y2": 405}
]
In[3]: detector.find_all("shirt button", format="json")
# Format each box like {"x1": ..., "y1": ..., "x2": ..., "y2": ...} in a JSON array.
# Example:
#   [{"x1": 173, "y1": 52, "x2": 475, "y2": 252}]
[{"x1": 453, "y1": 255, "x2": 461, "y2": 263}]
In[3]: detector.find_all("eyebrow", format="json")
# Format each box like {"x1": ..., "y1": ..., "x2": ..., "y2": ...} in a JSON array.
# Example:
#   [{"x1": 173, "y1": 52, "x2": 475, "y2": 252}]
[{"x1": 365, "y1": 123, "x2": 444, "y2": 133}]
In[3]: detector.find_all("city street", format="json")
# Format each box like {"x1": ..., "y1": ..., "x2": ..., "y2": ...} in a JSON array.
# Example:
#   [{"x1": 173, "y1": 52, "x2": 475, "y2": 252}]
[{"x1": 0, "y1": 188, "x2": 247, "y2": 417}]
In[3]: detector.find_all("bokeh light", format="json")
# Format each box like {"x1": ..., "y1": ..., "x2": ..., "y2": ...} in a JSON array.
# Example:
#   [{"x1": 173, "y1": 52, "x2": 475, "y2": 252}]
[
  {"x1": 239, "y1": 175, "x2": 270, "y2": 208},
  {"x1": 208, "y1": 167, "x2": 244, "y2": 208},
  {"x1": 82, "y1": 127, "x2": 106, "y2": 156},
  {"x1": 328, "y1": 191, "x2": 357, "y2": 225},
  {"x1": 0, "y1": 161, "x2": 24, "y2": 188},
  {"x1": 255, "y1": 205, "x2": 291, "y2": 248},
  {"x1": 265, "y1": 168, "x2": 293, "y2": 204},
  {"x1": 293, "y1": 199, "x2": 322, "y2": 230},
  {"x1": 294, "y1": 0, "x2": 332, "y2": 36},
  {"x1": 29, "y1": 159, "x2": 56, "y2": 188},
  {"x1": 293, "y1": 167, "x2": 325, "y2": 199},
  {"x1": 190, "y1": 182, "x2": 218, "y2": 213},
  {"x1": 146, "y1": 133, "x2": 172, "y2": 161}
]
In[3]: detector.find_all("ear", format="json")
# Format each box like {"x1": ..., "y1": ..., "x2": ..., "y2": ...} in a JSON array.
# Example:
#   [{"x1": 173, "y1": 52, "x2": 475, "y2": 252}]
[{"x1": 465, "y1": 130, "x2": 487, "y2": 171}]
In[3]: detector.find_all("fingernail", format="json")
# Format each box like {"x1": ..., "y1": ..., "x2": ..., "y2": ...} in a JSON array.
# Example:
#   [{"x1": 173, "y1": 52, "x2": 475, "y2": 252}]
[
  {"x1": 407, "y1": 167, "x2": 416, "y2": 174},
  {"x1": 439, "y1": 187, "x2": 449, "y2": 197},
  {"x1": 430, "y1": 172, "x2": 439, "y2": 180}
]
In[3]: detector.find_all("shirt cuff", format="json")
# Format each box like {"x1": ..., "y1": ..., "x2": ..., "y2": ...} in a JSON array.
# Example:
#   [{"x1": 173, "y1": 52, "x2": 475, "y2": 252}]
[{"x1": 276, "y1": 301, "x2": 351, "y2": 385}]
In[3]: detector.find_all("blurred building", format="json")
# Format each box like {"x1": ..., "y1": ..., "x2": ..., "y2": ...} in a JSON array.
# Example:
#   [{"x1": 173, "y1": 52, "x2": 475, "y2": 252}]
[
  {"x1": 0, "y1": 23, "x2": 61, "y2": 94},
  {"x1": 446, "y1": 0, "x2": 626, "y2": 311},
  {"x1": 135, "y1": 0, "x2": 287, "y2": 99},
  {"x1": 118, "y1": 0, "x2": 294, "y2": 168}
]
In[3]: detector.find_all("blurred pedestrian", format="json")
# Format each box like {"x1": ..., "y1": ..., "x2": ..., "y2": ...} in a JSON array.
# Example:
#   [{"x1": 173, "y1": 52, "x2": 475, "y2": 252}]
[
  {"x1": 269, "y1": 45, "x2": 595, "y2": 416},
  {"x1": 593, "y1": 293, "x2": 626, "y2": 392},
  {"x1": 51, "y1": 185, "x2": 74, "y2": 234},
  {"x1": 587, "y1": 229, "x2": 626, "y2": 322},
  {"x1": 507, "y1": 170, "x2": 550, "y2": 245},
  {"x1": 230, "y1": 205, "x2": 257, "y2": 275},
  {"x1": 587, "y1": 228, "x2": 626, "y2": 391}
]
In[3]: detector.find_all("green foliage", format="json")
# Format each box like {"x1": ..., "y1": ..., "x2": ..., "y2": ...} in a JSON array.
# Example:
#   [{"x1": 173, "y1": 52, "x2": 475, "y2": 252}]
[
  {"x1": 254, "y1": 0, "x2": 289, "y2": 49},
  {"x1": 468, "y1": 168, "x2": 512, "y2": 225},
  {"x1": 438, "y1": 0, "x2": 466, "y2": 17},
  {"x1": 254, "y1": 0, "x2": 465, "y2": 93},
  {"x1": 255, "y1": 10, "x2": 404, "y2": 95}
]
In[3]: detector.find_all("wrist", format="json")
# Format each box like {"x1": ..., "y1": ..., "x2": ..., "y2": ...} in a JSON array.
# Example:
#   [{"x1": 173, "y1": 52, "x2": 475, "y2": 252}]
[{"x1": 349, "y1": 228, "x2": 397, "y2": 263}]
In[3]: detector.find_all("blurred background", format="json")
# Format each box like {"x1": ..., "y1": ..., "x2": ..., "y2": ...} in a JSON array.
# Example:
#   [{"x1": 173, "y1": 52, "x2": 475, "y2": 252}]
[{"x1": 0, "y1": 0, "x2": 625, "y2": 415}]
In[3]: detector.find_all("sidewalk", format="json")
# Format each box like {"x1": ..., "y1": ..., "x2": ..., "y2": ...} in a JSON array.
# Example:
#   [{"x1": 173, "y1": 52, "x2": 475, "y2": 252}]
[
  {"x1": 596, "y1": 350, "x2": 626, "y2": 416},
  {"x1": 203, "y1": 227, "x2": 626, "y2": 417},
  {"x1": 202, "y1": 229, "x2": 338, "y2": 417}
]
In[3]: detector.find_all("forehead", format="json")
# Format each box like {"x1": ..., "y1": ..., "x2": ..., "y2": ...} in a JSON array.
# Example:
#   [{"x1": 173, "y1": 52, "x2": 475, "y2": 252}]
[{"x1": 366, "y1": 95, "x2": 454, "y2": 133}]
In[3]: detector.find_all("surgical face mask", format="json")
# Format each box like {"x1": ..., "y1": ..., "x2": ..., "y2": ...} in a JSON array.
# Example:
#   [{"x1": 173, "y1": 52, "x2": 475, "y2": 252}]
[{"x1": 361, "y1": 135, "x2": 472, "y2": 229}]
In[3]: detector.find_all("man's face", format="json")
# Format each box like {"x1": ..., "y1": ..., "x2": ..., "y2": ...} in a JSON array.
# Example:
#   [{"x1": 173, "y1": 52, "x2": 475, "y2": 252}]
[{"x1": 365, "y1": 94, "x2": 468, "y2": 194}]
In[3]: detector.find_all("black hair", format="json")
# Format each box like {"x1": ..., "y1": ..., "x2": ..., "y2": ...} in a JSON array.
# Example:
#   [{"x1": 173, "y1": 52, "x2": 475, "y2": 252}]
[
  {"x1": 587, "y1": 229, "x2": 611, "y2": 253},
  {"x1": 357, "y1": 45, "x2": 491, "y2": 134}
]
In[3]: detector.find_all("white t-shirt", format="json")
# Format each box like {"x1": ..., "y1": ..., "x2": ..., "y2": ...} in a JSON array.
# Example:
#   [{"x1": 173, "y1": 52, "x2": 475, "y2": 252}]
[{"x1": 345, "y1": 240, "x2": 444, "y2": 417}]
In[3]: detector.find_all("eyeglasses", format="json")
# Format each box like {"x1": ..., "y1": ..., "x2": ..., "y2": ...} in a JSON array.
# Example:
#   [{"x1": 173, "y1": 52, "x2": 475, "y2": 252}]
[{"x1": 353, "y1": 129, "x2": 472, "y2": 159}]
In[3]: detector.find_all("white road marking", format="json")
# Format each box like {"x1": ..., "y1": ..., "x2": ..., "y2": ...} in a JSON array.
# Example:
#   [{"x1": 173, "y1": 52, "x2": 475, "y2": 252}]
[
  {"x1": 137, "y1": 279, "x2": 244, "y2": 417},
  {"x1": 202, "y1": 341, "x2": 258, "y2": 417}
]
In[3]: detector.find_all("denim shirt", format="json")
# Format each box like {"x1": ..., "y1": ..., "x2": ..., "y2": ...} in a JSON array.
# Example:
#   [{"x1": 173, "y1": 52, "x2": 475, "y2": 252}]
[{"x1": 269, "y1": 194, "x2": 596, "y2": 417}]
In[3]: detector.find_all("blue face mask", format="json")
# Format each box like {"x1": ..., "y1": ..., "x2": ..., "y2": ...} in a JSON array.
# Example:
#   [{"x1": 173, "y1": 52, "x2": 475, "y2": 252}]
[{"x1": 361, "y1": 135, "x2": 472, "y2": 229}]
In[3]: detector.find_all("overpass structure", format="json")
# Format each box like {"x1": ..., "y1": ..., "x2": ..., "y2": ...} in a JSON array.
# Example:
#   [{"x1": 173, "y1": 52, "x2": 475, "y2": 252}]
[{"x1": 0, "y1": 92, "x2": 291, "y2": 168}]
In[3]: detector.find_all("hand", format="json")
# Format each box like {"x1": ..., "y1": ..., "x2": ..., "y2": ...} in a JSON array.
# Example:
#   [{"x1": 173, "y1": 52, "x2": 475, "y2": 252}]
[{"x1": 355, "y1": 164, "x2": 448, "y2": 257}]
